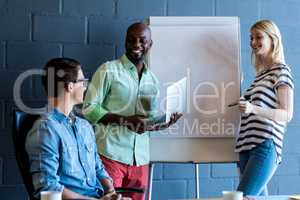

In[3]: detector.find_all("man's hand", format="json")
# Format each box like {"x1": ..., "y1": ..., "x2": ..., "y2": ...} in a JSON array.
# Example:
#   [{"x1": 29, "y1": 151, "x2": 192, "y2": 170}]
[
  {"x1": 146, "y1": 112, "x2": 183, "y2": 131},
  {"x1": 122, "y1": 115, "x2": 148, "y2": 134},
  {"x1": 101, "y1": 178, "x2": 115, "y2": 196},
  {"x1": 99, "y1": 192, "x2": 131, "y2": 200},
  {"x1": 167, "y1": 112, "x2": 183, "y2": 127},
  {"x1": 101, "y1": 112, "x2": 182, "y2": 134}
]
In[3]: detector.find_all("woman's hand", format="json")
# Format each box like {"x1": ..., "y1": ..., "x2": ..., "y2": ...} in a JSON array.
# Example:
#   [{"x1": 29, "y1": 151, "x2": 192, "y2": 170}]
[{"x1": 239, "y1": 100, "x2": 254, "y2": 114}]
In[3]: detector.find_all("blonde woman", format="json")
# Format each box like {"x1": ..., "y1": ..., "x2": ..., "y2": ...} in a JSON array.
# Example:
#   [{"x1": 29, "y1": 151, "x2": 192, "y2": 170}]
[{"x1": 235, "y1": 20, "x2": 294, "y2": 195}]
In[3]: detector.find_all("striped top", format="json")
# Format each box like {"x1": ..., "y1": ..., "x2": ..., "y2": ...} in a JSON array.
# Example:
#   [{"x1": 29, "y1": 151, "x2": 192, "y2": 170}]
[{"x1": 235, "y1": 64, "x2": 294, "y2": 163}]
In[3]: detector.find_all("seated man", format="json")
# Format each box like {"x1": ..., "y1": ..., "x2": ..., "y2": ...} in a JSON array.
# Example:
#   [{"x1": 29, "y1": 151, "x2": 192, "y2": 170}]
[{"x1": 26, "y1": 58, "x2": 129, "y2": 200}]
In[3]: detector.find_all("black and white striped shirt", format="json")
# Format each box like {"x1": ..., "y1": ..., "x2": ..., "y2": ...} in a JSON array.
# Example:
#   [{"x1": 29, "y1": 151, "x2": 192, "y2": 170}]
[{"x1": 235, "y1": 64, "x2": 294, "y2": 163}]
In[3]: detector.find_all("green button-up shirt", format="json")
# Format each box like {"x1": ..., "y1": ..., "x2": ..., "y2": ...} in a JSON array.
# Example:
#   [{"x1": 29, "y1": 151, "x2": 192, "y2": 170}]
[{"x1": 83, "y1": 55, "x2": 160, "y2": 166}]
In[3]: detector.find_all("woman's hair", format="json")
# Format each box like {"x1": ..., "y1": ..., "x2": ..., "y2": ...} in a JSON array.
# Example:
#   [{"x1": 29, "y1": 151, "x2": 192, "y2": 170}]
[
  {"x1": 251, "y1": 20, "x2": 285, "y2": 73},
  {"x1": 42, "y1": 58, "x2": 81, "y2": 97}
]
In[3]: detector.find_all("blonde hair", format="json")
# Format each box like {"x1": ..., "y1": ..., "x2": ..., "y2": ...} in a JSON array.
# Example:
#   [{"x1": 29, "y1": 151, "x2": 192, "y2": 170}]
[{"x1": 251, "y1": 20, "x2": 285, "y2": 73}]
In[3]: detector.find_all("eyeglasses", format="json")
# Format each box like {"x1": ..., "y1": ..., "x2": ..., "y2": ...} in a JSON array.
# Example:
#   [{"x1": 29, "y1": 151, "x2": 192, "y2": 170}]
[{"x1": 73, "y1": 78, "x2": 89, "y2": 87}]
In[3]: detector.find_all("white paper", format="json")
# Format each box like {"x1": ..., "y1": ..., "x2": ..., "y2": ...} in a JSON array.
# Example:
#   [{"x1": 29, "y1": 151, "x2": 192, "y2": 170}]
[
  {"x1": 165, "y1": 77, "x2": 187, "y2": 123},
  {"x1": 149, "y1": 17, "x2": 240, "y2": 138}
]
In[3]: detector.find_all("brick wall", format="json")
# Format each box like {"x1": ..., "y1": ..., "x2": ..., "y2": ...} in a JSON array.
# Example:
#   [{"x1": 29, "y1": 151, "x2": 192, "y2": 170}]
[{"x1": 0, "y1": 0, "x2": 299, "y2": 200}]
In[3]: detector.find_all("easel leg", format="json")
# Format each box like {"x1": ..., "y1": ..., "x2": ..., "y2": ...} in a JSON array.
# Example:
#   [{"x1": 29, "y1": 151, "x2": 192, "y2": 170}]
[
  {"x1": 195, "y1": 163, "x2": 200, "y2": 198},
  {"x1": 148, "y1": 163, "x2": 154, "y2": 200}
]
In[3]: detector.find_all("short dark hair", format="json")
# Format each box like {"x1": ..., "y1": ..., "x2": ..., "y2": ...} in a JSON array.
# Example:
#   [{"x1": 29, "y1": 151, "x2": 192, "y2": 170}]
[
  {"x1": 42, "y1": 58, "x2": 81, "y2": 97},
  {"x1": 126, "y1": 22, "x2": 151, "y2": 37}
]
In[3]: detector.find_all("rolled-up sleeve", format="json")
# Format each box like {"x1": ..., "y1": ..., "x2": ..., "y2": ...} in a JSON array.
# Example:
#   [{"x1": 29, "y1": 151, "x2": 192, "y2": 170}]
[
  {"x1": 83, "y1": 64, "x2": 112, "y2": 124},
  {"x1": 94, "y1": 145, "x2": 111, "y2": 181},
  {"x1": 26, "y1": 122, "x2": 64, "y2": 198}
]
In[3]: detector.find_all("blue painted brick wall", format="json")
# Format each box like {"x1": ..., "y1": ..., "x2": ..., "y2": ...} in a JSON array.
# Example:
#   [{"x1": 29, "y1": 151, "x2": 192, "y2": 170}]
[
  {"x1": 216, "y1": 0, "x2": 259, "y2": 24},
  {"x1": 63, "y1": 44, "x2": 115, "y2": 72},
  {"x1": 0, "y1": 42, "x2": 4, "y2": 68},
  {"x1": 211, "y1": 163, "x2": 238, "y2": 178},
  {"x1": 63, "y1": 0, "x2": 115, "y2": 16},
  {"x1": 0, "y1": 133, "x2": 15, "y2": 162},
  {"x1": 0, "y1": 101, "x2": 4, "y2": 130},
  {"x1": 0, "y1": 157, "x2": 2, "y2": 184},
  {"x1": 0, "y1": 185, "x2": 27, "y2": 200},
  {"x1": 0, "y1": 0, "x2": 300, "y2": 200},
  {"x1": 167, "y1": 0, "x2": 214, "y2": 16},
  {"x1": 3, "y1": 158, "x2": 23, "y2": 185},
  {"x1": 33, "y1": 15, "x2": 86, "y2": 43},
  {"x1": 153, "y1": 180, "x2": 187, "y2": 200},
  {"x1": 5, "y1": 0, "x2": 60, "y2": 15},
  {"x1": 89, "y1": 17, "x2": 134, "y2": 45},
  {"x1": 0, "y1": 70, "x2": 32, "y2": 99},
  {"x1": 0, "y1": 15, "x2": 29, "y2": 41},
  {"x1": 7, "y1": 42, "x2": 61, "y2": 69},
  {"x1": 117, "y1": 0, "x2": 166, "y2": 19}
]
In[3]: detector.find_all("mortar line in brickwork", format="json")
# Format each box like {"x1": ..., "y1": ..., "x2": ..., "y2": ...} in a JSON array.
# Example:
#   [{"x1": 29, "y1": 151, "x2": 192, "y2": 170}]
[
  {"x1": 113, "y1": 0, "x2": 118, "y2": 16},
  {"x1": 258, "y1": 0, "x2": 262, "y2": 19},
  {"x1": 29, "y1": 13, "x2": 33, "y2": 42},
  {"x1": 84, "y1": 16, "x2": 89, "y2": 45},
  {"x1": 213, "y1": 0, "x2": 216, "y2": 16},
  {"x1": 60, "y1": 44, "x2": 64, "y2": 57},
  {"x1": 3, "y1": 41, "x2": 6, "y2": 69},
  {"x1": 59, "y1": 0, "x2": 63, "y2": 14},
  {"x1": 165, "y1": 0, "x2": 169, "y2": 16},
  {"x1": 0, "y1": 100, "x2": 4, "y2": 129}
]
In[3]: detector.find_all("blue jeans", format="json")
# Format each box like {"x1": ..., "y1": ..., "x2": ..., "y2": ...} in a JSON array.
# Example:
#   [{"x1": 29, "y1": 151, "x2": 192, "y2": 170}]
[{"x1": 237, "y1": 139, "x2": 278, "y2": 196}]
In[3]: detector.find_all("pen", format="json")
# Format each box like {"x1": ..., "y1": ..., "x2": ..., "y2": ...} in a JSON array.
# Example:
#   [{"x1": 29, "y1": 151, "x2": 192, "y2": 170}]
[
  {"x1": 228, "y1": 102, "x2": 239, "y2": 107},
  {"x1": 228, "y1": 96, "x2": 247, "y2": 107}
]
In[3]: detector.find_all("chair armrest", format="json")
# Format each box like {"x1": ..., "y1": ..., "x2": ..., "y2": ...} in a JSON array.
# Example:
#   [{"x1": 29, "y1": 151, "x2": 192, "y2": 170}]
[{"x1": 115, "y1": 187, "x2": 145, "y2": 194}]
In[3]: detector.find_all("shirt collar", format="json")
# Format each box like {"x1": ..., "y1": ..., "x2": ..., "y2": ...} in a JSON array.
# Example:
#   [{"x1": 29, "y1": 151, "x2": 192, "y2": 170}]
[
  {"x1": 120, "y1": 54, "x2": 149, "y2": 72},
  {"x1": 51, "y1": 107, "x2": 77, "y2": 124}
]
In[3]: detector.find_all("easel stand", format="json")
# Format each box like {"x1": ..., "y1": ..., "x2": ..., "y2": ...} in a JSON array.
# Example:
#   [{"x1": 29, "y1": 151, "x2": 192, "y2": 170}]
[
  {"x1": 147, "y1": 162, "x2": 201, "y2": 200},
  {"x1": 148, "y1": 163, "x2": 154, "y2": 200}
]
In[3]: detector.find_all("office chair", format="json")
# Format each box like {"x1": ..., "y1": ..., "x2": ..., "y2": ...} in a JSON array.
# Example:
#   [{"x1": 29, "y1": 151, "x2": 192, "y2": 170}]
[
  {"x1": 12, "y1": 110, "x2": 40, "y2": 200},
  {"x1": 12, "y1": 110, "x2": 144, "y2": 200}
]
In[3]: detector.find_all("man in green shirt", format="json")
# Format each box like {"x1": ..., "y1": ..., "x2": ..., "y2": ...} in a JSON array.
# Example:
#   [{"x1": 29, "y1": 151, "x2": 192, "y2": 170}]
[{"x1": 83, "y1": 22, "x2": 181, "y2": 200}]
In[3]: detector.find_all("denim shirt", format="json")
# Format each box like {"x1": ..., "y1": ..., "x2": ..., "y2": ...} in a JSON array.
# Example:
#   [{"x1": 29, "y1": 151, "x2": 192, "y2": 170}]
[{"x1": 26, "y1": 108, "x2": 111, "y2": 198}]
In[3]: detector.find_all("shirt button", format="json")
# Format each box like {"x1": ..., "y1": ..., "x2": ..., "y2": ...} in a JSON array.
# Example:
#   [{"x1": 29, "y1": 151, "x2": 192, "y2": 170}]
[{"x1": 82, "y1": 163, "x2": 85, "y2": 166}]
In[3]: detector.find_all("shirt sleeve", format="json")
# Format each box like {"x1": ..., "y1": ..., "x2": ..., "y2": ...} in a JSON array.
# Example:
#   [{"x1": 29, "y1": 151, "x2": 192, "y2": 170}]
[
  {"x1": 84, "y1": 120, "x2": 111, "y2": 181},
  {"x1": 94, "y1": 146, "x2": 111, "y2": 181},
  {"x1": 25, "y1": 121, "x2": 64, "y2": 198},
  {"x1": 83, "y1": 64, "x2": 112, "y2": 124},
  {"x1": 274, "y1": 67, "x2": 294, "y2": 91}
]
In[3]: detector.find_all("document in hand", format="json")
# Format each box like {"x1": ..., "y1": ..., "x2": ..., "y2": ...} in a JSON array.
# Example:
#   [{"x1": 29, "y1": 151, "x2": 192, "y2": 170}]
[
  {"x1": 165, "y1": 77, "x2": 187, "y2": 123},
  {"x1": 289, "y1": 195, "x2": 300, "y2": 200}
]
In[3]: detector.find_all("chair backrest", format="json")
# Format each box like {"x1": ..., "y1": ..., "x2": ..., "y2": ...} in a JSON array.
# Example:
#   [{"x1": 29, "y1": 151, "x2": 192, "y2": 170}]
[{"x1": 12, "y1": 110, "x2": 40, "y2": 200}]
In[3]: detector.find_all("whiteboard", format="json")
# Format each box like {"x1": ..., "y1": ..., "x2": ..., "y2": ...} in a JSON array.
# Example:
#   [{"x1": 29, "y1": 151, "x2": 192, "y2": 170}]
[{"x1": 148, "y1": 17, "x2": 240, "y2": 162}]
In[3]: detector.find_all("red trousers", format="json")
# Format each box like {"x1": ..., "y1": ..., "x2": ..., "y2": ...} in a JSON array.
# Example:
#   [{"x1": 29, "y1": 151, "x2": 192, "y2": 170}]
[{"x1": 100, "y1": 155, "x2": 149, "y2": 200}]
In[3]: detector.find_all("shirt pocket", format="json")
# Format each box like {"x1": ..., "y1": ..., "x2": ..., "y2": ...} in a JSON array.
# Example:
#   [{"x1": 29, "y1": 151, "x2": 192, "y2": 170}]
[
  {"x1": 110, "y1": 79, "x2": 135, "y2": 103},
  {"x1": 62, "y1": 145, "x2": 82, "y2": 175}
]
